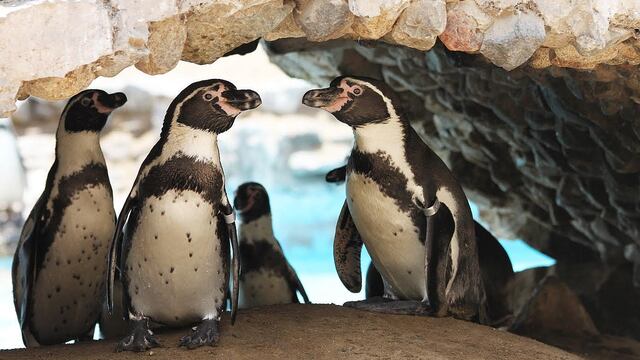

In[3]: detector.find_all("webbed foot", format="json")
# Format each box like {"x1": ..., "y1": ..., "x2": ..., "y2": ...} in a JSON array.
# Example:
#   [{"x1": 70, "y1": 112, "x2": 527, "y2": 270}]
[
  {"x1": 115, "y1": 318, "x2": 160, "y2": 352},
  {"x1": 179, "y1": 319, "x2": 220, "y2": 349},
  {"x1": 344, "y1": 298, "x2": 440, "y2": 316}
]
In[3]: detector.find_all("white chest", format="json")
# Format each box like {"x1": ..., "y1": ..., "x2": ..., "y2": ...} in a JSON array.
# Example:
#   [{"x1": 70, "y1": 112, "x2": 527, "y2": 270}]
[
  {"x1": 346, "y1": 172, "x2": 427, "y2": 300},
  {"x1": 31, "y1": 185, "x2": 115, "y2": 342},
  {"x1": 126, "y1": 189, "x2": 227, "y2": 325}
]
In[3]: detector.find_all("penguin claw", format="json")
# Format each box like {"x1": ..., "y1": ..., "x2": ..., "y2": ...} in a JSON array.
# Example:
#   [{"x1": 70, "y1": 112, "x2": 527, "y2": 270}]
[
  {"x1": 115, "y1": 321, "x2": 160, "y2": 352},
  {"x1": 179, "y1": 319, "x2": 220, "y2": 350}
]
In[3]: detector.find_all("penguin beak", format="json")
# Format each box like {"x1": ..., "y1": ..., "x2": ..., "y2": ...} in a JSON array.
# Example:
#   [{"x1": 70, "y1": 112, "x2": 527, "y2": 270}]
[
  {"x1": 221, "y1": 89, "x2": 262, "y2": 111},
  {"x1": 302, "y1": 87, "x2": 342, "y2": 108},
  {"x1": 95, "y1": 92, "x2": 128, "y2": 114}
]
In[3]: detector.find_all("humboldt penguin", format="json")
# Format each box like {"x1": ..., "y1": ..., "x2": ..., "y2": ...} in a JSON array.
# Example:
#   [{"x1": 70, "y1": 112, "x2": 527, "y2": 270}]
[
  {"x1": 12, "y1": 89, "x2": 126, "y2": 346},
  {"x1": 325, "y1": 165, "x2": 514, "y2": 322},
  {"x1": 233, "y1": 182, "x2": 310, "y2": 308},
  {"x1": 303, "y1": 76, "x2": 486, "y2": 322},
  {"x1": 107, "y1": 79, "x2": 261, "y2": 351}
]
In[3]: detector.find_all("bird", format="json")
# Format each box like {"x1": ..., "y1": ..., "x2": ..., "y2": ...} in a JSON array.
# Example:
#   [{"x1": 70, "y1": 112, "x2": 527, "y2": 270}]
[
  {"x1": 12, "y1": 89, "x2": 126, "y2": 346},
  {"x1": 107, "y1": 79, "x2": 261, "y2": 351},
  {"x1": 233, "y1": 182, "x2": 310, "y2": 308},
  {"x1": 303, "y1": 76, "x2": 487, "y2": 322}
]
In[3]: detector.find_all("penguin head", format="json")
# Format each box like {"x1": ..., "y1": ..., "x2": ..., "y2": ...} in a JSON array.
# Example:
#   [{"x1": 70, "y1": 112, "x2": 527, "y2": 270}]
[
  {"x1": 302, "y1": 76, "x2": 400, "y2": 127},
  {"x1": 171, "y1": 79, "x2": 261, "y2": 134},
  {"x1": 62, "y1": 90, "x2": 127, "y2": 132},
  {"x1": 234, "y1": 182, "x2": 271, "y2": 223}
]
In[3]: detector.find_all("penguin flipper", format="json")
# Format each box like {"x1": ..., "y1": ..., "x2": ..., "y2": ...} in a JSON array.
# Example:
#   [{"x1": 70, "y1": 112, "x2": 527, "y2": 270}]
[
  {"x1": 12, "y1": 192, "x2": 46, "y2": 338},
  {"x1": 286, "y1": 261, "x2": 311, "y2": 304},
  {"x1": 271, "y1": 238, "x2": 310, "y2": 304},
  {"x1": 107, "y1": 193, "x2": 136, "y2": 316},
  {"x1": 334, "y1": 201, "x2": 364, "y2": 293},
  {"x1": 220, "y1": 204, "x2": 240, "y2": 325},
  {"x1": 325, "y1": 165, "x2": 347, "y2": 184}
]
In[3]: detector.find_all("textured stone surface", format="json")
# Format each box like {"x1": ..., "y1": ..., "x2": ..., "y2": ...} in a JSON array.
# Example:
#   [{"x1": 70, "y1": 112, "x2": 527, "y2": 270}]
[
  {"x1": 3, "y1": 0, "x2": 640, "y2": 116},
  {"x1": 510, "y1": 275, "x2": 599, "y2": 338},
  {"x1": 0, "y1": 304, "x2": 583, "y2": 359}
]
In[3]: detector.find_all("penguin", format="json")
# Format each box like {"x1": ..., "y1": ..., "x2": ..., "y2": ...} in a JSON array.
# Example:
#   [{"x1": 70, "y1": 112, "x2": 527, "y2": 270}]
[
  {"x1": 303, "y1": 76, "x2": 486, "y2": 322},
  {"x1": 325, "y1": 165, "x2": 514, "y2": 323},
  {"x1": 233, "y1": 182, "x2": 310, "y2": 308},
  {"x1": 12, "y1": 89, "x2": 127, "y2": 346},
  {"x1": 107, "y1": 79, "x2": 261, "y2": 352}
]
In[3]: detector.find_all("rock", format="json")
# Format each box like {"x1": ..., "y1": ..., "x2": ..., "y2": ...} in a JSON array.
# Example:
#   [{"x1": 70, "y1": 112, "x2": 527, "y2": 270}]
[
  {"x1": 181, "y1": 0, "x2": 292, "y2": 64},
  {"x1": 0, "y1": 304, "x2": 583, "y2": 359},
  {"x1": 510, "y1": 275, "x2": 599, "y2": 338},
  {"x1": 292, "y1": 0, "x2": 353, "y2": 41},
  {"x1": 387, "y1": 0, "x2": 446, "y2": 51},
  {"x1": 480, "y1": 12, "x2": 547, "y2": 70},
  {"x1": 135, "y1": 15, "x2": 187, "y2": 74},
  {"x1": 3, "y1": 0, "x2": 640, "y2": 116},
  {"x1": 349, "y1": 0, "x2": 409, "y2": 39},
  {"x1": 439, "y1": 1, "x2": 488, "y2": 52}
]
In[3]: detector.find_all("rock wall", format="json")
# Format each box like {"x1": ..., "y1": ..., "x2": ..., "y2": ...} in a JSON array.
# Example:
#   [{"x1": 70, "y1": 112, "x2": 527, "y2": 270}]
[{"x1": 2, "y1": 0, "x2": 640, "y2": 117}]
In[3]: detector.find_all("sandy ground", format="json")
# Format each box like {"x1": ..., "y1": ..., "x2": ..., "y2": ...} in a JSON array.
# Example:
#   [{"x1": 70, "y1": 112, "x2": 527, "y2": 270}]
[{"x1": 0, "y1": 304, "x2": 583, "y2": 360}]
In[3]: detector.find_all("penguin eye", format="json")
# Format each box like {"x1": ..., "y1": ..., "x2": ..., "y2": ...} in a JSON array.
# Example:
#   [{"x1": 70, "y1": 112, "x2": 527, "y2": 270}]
[
  {"x1": 80, "y1": 97, "x2": 92, "y2": 107},
  {"x1": 203, "y1": 91, "x2": 215, "y2": 101},
  {"x1": 352, "y1": 87, "x2": 362, "y2": 96}
]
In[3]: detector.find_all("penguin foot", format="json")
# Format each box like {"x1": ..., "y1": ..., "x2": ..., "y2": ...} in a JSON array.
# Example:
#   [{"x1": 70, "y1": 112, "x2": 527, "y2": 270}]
[
  {"x1": 179, "y1": 319, "x2": 220, "y2": 349},
  {"x1": 115, "y1": 318, "x2": 160, "y2": 352},
  {"x1": 343, "y1": 299, "x2": 434, "y2": 316}
]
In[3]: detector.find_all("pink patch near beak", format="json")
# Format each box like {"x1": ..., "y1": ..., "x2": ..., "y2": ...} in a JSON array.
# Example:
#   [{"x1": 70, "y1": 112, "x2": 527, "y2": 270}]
[
  {"x1": 218, "y1": 101, "x2": 241, "y2": 117},
  {"x1": 92, "y1": 93, "x2": 114, "y2": 114},
  {"x1": 322, "y1": 82, "x2": 359, "y2": 112},
  {"x1": 323, "y1": 96, "x2": 350, "y2": 112}
]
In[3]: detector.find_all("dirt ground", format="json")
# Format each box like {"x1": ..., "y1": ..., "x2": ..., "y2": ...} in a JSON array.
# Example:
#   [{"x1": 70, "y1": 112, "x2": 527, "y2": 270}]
[{"x1": 0, "y1": 304, "x2": 623, "y2": 360}]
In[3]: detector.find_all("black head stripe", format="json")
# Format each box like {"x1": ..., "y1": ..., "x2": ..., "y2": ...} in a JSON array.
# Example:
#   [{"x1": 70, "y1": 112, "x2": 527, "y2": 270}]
[
  {"x1": 234, "y1": 182, "x2": 271, "y2": 223},
  {"x1": 167, "y1": 79, "x2": 237, "y2": 134},
  {"x1": 63, "y1": 90, "x2": 110, "y2": 133}
]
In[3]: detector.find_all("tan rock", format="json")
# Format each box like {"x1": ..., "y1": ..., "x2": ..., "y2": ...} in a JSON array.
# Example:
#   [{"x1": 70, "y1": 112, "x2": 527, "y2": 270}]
[
  {"x1": 264, "y1": 13, "x2": 306, "y2": 41},
  {"x1": 292, "y1": 0, "x2": 353, "y2": 41},
  {"x1": 182, "y1": 0, "x2": 293, "y2": 64},
  {"x1": 480, "y1": 11, "x2": 547, "y2": 70},
  {"x1": 439, "y1": 2, "x2": 484, "y2": 52},
  {"x1": 19, "y1": 65, "x2": 96, "y2": 101},
  {"x1": 349, "y1": 0, "x2": 409, "y2": 39},
  {"x1": 136, "y1": 15, "x2": 187, "y2": 74},
  {"x1": 387, "y1": 0, "x2": 446, "y2": 51}
]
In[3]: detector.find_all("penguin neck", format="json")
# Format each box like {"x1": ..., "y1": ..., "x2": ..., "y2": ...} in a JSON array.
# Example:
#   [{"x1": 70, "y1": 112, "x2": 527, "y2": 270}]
[
  {"x1": 164, "y1": 123, "x2": 220, "y2": 164},
  {"x1": 353, "y1": 115, "x2": 408, "y2": 157},
  {"x1": 239, "y1": 214, "x2": 275, "y2": 243},
  {"x1": 55, "y1": 128, "x2": 105, "y2": 172}
]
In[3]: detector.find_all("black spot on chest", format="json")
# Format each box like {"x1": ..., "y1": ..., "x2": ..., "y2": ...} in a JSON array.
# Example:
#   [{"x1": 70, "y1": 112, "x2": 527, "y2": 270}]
[
  {"x1": 37, "y1": 163, "x2": 112, "y2": 272},
  {"x1": 348, "y1": 149, "x2": 426, "y2": 243},
  {"x1": 139, "y1": 155, "x2": 222, "y2": 204},
  {"x1": 239, "y1": 240, "x2": 289, "y2": 279}
]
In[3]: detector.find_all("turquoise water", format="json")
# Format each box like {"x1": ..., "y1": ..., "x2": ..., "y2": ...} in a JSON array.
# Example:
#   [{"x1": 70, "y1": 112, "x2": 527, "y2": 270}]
[{"x1": 0, "y1": 176, "x2": 554, "y2": 349}]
